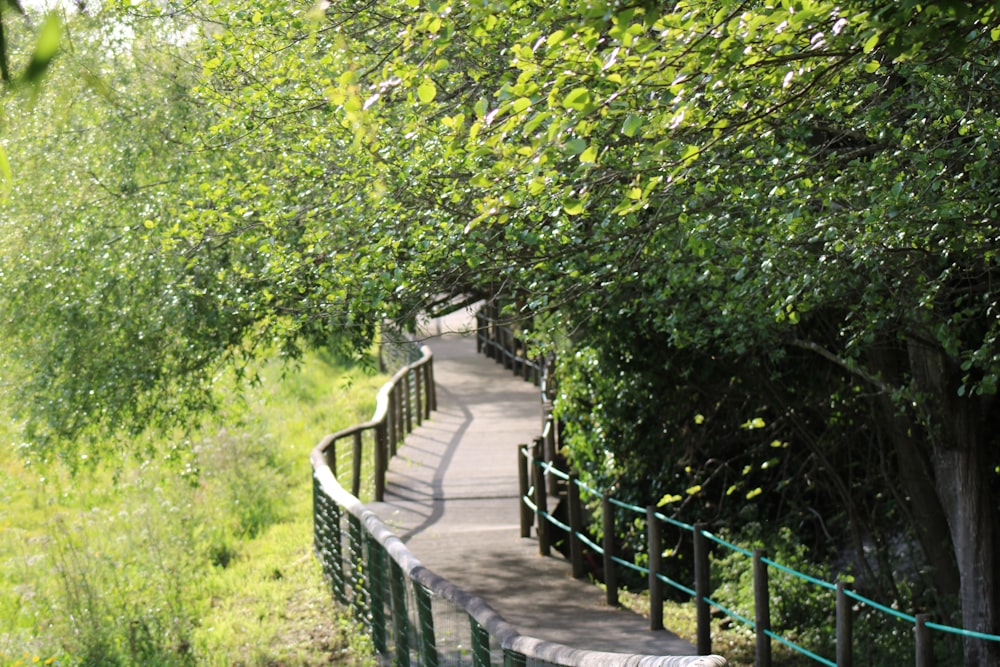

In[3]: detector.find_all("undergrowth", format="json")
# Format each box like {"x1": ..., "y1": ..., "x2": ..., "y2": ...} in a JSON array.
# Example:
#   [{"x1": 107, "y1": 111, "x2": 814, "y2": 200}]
[{"x1": 0, "y1": 350, "x2": 383, "y2": 666}]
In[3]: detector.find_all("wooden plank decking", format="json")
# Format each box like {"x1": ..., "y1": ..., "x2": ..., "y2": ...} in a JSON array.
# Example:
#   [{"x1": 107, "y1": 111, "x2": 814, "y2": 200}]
[{"x1": 366, "y1": 311, "x2": 701, "y2": 658}]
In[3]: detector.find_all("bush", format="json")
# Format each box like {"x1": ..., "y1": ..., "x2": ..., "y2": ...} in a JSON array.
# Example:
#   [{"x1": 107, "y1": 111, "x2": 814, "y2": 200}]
[{"x1": 710, "y1": 525, "x2": 837, "y2": 663}]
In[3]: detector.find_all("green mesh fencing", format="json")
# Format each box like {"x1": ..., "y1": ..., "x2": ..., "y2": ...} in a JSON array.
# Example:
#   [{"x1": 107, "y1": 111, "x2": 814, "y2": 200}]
[{"x1": 312, "y1": 466, "x2": 726, "y2": 667}]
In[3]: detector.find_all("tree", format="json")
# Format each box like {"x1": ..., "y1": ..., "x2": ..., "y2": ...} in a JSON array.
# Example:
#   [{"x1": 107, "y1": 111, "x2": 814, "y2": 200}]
[
  {"x1": 0, "y1": 3, "x2": 260, "y2": 458},
  {"x1": 3, "y1": 0, "x2": 999, "y2": 661},
  {"x1": 200, "y1": 0, "x2": 998, "y2": 658}
]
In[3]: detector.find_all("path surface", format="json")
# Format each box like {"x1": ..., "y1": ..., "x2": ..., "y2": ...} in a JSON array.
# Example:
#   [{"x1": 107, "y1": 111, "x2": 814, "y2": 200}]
[{"x1": 368, "y1": 311, "x2": 698, "y2": 657}]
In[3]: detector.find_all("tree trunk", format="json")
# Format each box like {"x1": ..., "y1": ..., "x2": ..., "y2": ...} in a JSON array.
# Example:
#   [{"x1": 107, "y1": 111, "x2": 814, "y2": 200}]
[
  {"x1": 866, "y1": 347, "x2": 960, "y2": 607},
  {"x1": 931, "y1": 443, "x2": 1000, "y2": 666},
  {"x1": 875, "y1": 399, "x2": 960, "y2": 606},
  {"x1": 908, "y1": 338, "x2": 1000, "y2": 667}
]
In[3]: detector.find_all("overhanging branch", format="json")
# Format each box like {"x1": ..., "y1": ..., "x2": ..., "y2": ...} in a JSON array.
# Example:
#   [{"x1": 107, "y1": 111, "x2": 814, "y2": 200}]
[{"x1": 789, "y1": 338, "x2": 896, "y2": 395}]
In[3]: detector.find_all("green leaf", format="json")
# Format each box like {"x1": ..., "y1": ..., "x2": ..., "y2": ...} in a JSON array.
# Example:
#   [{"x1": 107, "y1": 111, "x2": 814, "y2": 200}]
[
  {"x1": 563, "y1": 138, "x2": 587, "y2": 156},
  {"x1": 562, "y1": 87, "x2": 592, "y2": 110},
  {"x1": 579, "y1": 145, "x2": 598, "y2": 164},
  {"x1": 417, "y1": 81, "x2": 437, "y2": 103},
  {"x1": 862, "y1": 33, "x2": 880, "y2": 54},
  {"x1": 547, "y1": 30, "x2": 566, "y2": 48},
  {"x1": 562, "y1": 197, "x2": 585, "y2": 215},
  {"x1": 680, "y1": 144, "x2": 699, "y2": 164},
  {"x1": 21, "y1": 12, "x2": 62, "y2": 85},
  {"x1": 622, "y1": 114, "x2": 642, "y2": 138}
]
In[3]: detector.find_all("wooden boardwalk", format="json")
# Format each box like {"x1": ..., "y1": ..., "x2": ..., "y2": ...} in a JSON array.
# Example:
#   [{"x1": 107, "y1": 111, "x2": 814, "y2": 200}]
[{"x1": 367, "y1": 312, "x2": 701, "y2": 658}]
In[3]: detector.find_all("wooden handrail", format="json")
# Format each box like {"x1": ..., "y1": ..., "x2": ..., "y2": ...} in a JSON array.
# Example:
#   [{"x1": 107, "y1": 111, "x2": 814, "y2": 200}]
[
  {"x1": 475, "y1": 309, "x2": 547, "y2": 388},
  {"x1": 310, "y1": 344, "x2": 435, "y2": 502}
]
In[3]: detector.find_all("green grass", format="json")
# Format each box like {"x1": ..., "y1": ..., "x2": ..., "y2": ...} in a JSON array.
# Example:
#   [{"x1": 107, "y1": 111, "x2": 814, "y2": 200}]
[
  {"x1": 0, "y1": 350, "x2": 384, "y2": 667},
  {"x1": 616, "y1": 587, "x2": 816, "y2": 666}
]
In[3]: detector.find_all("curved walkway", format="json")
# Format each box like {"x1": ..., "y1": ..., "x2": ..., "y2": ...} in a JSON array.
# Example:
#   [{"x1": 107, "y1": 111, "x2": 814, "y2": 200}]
[{"x1": 367, "y1": 311, "x2": 699, "y2": 657}]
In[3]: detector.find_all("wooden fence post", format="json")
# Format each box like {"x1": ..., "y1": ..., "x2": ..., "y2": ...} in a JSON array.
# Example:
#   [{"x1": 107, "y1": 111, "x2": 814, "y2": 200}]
[
  {"x1": 647, "y1": 506, "x2": 664, "y2": 630},
  {"x1": 324, "y1": 439, "x2": 337, "y2": 479},
  {"x1": 694, "y1": 523, "x2": 712, "y2": 655},
  {"x1": 391, "y1": 383, "x2": 402, "y2": 456},
  {"x1": 388, "y1": 385, "x2": 398, "y2": 457},
  {"x1": 837, "y1": 581, "x2": 853, "y2": 667},
  {"x1": 568, "y1": 474, "x2": 585, "y2": 578},
  {"x1": 543, "y1": 412, "x2": 559, "y2": 497},
  {"x1": 476, "y1": 312, "x2": 485, "y2": 354},
  {"x1": 518, "y1": 445, "x2": 531, "y2": 539},
  {"x1": 754, "y1": 548, "x2": 772, "y2": 667},
  {"x1": 513, "y1": 335, "x2": 523, "y2": 377},
  {"x1": 532, "y1": 438, "x2": 550, "y2": 556},
  {"x1": 503, "y1": 328, "x2": 513, "y2": 371},
  {"x1": 916, "y1": 614, "x2": 933, "y2": 667},
  {"x1": 425, "y1": 357, "x2": 436, "y2": 414},
  {"x1": 602, "y1": 493, "x2": 619, "y2": 607},
  {"x1": 403, "y1": 372, "x2": 413, "y2": 434},
  {"x1": 374, "y1": 423, "x2": 387, "y2": 502},
  {"x1": 414, "y1": 366, "x2": 423, "y2": 426}
]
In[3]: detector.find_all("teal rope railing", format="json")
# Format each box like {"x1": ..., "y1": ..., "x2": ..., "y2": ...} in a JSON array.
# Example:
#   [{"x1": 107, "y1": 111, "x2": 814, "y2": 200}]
[
  {"x1": 702, "y1": 596, "x2": 753, "y2": 629},
  {"x1": 518, "y1": 441, "x2": 1000, "y2": 667},
  {"x1": 765, "y1": 631, "x2": 836, "y2": 667},
  {"x1": 313, "y1": 466, "x2": 728, "y2": 667},
  {"x1": 492, "y1": 316, "x2": 1000, "y2": 667},
  {"x1": 841, "y1": 588, "x2": 916, "y2": 623}
]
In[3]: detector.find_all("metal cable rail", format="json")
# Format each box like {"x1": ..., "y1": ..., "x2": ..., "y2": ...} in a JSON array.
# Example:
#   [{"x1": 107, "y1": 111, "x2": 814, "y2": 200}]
[{"x1": 310, "y1": 339, "x2": 726, "y2": 667}]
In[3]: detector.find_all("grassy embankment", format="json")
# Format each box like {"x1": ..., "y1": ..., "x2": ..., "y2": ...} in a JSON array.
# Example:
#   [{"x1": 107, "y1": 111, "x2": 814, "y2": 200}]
[{"x1": 1, "y1": 350, "x2": 383, "y2": 666}]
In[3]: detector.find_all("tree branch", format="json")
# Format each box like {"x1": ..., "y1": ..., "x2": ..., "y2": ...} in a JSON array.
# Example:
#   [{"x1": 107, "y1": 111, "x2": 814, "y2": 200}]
[{"x1": 789, "y1": 338, "x2": 896, "y2": 395}]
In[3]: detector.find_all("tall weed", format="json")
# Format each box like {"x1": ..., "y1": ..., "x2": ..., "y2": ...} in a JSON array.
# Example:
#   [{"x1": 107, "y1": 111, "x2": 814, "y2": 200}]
[{"x1": 2, "y1": 478, "x2": 199, "y2": 666}]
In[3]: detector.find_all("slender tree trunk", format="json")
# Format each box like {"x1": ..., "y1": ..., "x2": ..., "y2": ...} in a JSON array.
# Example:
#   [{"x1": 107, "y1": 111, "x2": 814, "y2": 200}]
[{"x1": 876, "y1": 401, "x2": 960, "y2": 605}]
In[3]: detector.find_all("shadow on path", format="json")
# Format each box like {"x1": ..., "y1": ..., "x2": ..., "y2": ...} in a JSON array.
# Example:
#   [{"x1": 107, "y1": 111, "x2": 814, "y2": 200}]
[{"x1": 368, "y1": 315, "x2": 699, "y2": 658}]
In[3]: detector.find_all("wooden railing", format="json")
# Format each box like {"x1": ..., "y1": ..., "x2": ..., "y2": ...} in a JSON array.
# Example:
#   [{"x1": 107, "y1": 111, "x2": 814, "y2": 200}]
[
  {"x1": 475, "y1": 305, "x2": 547, "y2": 387},
  {"x1": 310, "y1": 324, "x2": 725, "y2": 667},
  {"x1": 310, "y1": 343, "x2": 435, "y2": 502}
]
